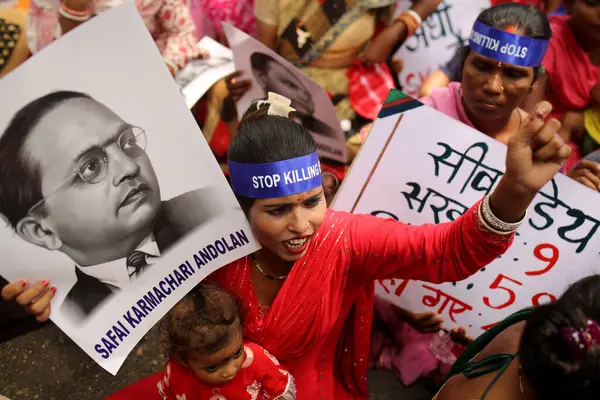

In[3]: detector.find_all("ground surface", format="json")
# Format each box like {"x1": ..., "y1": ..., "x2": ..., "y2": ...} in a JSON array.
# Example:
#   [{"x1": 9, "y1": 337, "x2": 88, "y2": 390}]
[{"x1": 0, "y1": 323, "x2": 434, "y2": 399}]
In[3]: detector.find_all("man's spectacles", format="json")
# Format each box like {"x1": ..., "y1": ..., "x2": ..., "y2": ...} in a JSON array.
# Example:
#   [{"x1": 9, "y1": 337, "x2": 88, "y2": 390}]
[{"x1": 27, "y1": 126, "x2": 147, "y2": 215}]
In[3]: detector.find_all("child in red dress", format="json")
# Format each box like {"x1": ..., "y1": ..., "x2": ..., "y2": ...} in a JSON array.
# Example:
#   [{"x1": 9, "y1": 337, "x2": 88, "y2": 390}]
[{"x1": 157, "y1": 283, "x2": 296, "y2": 400}]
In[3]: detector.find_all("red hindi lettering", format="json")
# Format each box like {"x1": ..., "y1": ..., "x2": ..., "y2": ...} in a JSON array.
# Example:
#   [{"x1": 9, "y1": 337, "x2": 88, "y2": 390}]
[
  {"x1": 422, "y1": 284, "x2": 472, "y2": 322},
  {"x1": 377, "y1": 279, "x2": 392, "y2": 294},
  {"x1": 377, "y1": 279, "x2": 409, "y2": 298},
  {"x1": 481, "y1": 321, "x2": 499, "y2": 331},
  {"x1": 447, "y1": 297, "x2": 473, "y2": 323},
  {"x1": 394, "y1": 279, "x2": 409, "y2": 297}
]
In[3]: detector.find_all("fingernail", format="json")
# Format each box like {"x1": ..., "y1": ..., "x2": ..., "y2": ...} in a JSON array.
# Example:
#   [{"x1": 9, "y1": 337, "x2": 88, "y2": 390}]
[
  {"x1": 42, "y1": 280, "x2": 49, "y2": 287},
  {"x1": 50, "y1": 286, "x2": 57, "y2": 294},
  {"x1": 554, "y1": 133, "x2": 564, "y2": 144},
  {"x1": 20, "y1": 280, "x2": 27, "y2": 287},
  {"x1": 535, "y1": 106, "x2": 549, "y2": 119}
]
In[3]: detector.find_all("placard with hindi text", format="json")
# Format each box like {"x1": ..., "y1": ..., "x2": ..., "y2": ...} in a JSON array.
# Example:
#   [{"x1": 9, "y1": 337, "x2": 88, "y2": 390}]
[{"x1": 333, "y1": 90, "x2": 600, "y2": 337}]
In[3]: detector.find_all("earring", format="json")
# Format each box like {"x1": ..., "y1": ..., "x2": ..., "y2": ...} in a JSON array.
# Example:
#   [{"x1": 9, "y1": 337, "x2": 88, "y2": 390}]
[
  {"x1": 501, "y1": 85, "x2": 505, "y2": 92},
  {"x1": 497, "y1": 61, "x2": 503, "y2": 68}
]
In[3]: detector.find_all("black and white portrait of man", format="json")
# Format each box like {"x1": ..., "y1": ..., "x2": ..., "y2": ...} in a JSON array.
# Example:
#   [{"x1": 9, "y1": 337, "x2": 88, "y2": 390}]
[
  {"x1": 0, "y1": 90, "x2": 229, "y2": 322},
  {"x1": 249, "y1": 52, "x2": 339, "y2": 139}
]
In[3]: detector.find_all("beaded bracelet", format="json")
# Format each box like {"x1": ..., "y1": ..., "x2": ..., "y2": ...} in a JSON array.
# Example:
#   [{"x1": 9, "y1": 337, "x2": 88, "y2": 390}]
[{"x1": 478, "y1": 192, "x2": 527, "y2": 235}]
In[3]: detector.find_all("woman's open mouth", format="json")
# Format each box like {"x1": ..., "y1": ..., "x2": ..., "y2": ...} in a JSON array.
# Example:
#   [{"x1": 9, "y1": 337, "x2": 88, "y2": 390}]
[{"x1": 282, "y1": 236, "x2": 311, "y2": 255}]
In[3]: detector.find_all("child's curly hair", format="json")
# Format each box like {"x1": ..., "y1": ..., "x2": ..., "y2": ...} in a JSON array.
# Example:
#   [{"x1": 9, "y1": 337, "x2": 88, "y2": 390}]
[{"x1": 160, "y1": 283, "x2": 242, "y2": 361}]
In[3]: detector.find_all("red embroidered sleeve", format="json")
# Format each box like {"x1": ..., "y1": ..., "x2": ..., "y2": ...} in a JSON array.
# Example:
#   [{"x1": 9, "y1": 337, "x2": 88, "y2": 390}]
[
  {"x1": 156, "y1": 0, "x2": 202, "y2": 69},
  {"x1": 347, "y1": 200, "x2": 514, "y2": 284}
]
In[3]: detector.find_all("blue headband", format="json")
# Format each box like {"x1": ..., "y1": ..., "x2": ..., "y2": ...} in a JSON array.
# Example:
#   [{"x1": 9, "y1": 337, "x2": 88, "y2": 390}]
[
  {"x1": 469, "y1": 21, "x2": 549, "y2": 67},
  {"x1": 228, "y1": 152, "x2": 322, "y2": 199}
]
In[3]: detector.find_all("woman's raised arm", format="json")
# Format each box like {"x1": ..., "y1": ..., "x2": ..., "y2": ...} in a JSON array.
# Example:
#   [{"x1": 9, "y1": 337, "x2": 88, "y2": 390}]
[{"x1": 348, "y1": 101, "x2": 570, "y2": 283}]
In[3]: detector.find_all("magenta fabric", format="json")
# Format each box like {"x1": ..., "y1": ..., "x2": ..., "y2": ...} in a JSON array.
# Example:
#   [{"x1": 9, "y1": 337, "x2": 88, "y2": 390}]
[
  {"x1": 190, "y1": 0, "x2": 256, "y2": 41},
  {"x1": 419, "y1": 82, "x2": 475, "y2": 129}
]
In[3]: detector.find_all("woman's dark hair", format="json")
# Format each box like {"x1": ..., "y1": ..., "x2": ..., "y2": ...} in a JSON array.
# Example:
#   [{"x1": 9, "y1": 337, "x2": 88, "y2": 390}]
[
  {"x1": 460, "y1": 3, "x2": 552, "y2": 81},
  {"x1": 160, "y1": 283, "x2": 241, "y2": 361},
  {"x1": 520, "y1": 275, "x2": 600, "y2": 399},
  {"x1": 227, "y1": 99, "x2": 317, "y2": 212}
]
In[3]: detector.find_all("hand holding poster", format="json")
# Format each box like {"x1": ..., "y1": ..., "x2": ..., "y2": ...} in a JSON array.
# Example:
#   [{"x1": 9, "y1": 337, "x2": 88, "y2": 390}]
[
  {"x1": 0, "y1": 3, "x2": 259, "y2": 374},
  {"x1": 223, "y1": 23, "x2": 347, "y2": 163},
  {"x1": 333, "y1": 90, "x2": 600, "y2": 338}
]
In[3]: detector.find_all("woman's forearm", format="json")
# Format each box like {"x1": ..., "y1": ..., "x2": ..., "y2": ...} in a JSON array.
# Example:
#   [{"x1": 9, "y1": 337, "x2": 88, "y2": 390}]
[
  {"x1": 58, "y1": 0, "x2": 88, "y2": 35},
  {"x1": 410, "y1": 0, "x2": 443, "y2": 20},
  {"x1": 381, "y1": 0, "x2": 443, "y2": 61},
  {"x1": 256, "y1": 20, "x2": 277, "y2": 50},
  {"x1": 489, "y1": 177, "x2": 536, "y2": 224}
]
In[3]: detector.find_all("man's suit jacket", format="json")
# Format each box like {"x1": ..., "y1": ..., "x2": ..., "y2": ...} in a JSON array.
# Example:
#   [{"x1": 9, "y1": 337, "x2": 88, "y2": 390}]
[{"x1": 62, "y1": 186, "x2": 236, "y2": 320}]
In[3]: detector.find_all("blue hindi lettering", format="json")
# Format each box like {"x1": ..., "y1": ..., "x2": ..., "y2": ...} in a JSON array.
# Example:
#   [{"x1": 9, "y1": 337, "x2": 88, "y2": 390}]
[{"x1": 252, "y1": 173, "x2": 281, "y2": 189}]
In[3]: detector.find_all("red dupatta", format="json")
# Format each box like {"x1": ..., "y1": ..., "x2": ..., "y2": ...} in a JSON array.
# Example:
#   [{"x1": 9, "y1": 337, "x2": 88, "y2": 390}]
[
  {"x1": 210, "y1": 210, "x2": 372, "y2": 397},
  {"x1": 208, "y1": 200, "x2": 513, "y2": 398},
  {"x1": 542, "y1": 16, "x2": 600, "y2": 119}
]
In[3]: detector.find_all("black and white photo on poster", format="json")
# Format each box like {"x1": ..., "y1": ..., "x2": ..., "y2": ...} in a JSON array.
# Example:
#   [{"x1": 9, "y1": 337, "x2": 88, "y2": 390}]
[
  {"x1": 223, "y1": 23, "x2": 347, "y2": 163},
  {"x1": 0, "y1": 3, "x2": 259, "y2": 374},
  {"x1": 175, "y1": 36, "x2": 235, "y2": 108}
]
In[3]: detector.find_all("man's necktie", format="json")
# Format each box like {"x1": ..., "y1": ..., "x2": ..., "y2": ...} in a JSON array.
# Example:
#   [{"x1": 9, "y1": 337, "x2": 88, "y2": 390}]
[{"x1": 127, "y1": 250, "x2": 151, "y2": 279}]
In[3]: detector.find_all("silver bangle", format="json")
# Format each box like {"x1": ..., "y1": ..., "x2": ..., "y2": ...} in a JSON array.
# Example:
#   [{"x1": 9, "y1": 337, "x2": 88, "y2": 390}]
[{"x1": 480, "y1": 192, "x2": 526, "y2": 234}]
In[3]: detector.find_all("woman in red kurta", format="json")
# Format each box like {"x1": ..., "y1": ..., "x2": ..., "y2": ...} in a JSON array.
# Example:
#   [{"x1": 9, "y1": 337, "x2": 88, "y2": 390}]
[
  {"x1": 207, "y1": 93, "x2": 569, "y2": 398},
  {"x1": 3, "y1": 92, "x2": 571, "y2": 398}
]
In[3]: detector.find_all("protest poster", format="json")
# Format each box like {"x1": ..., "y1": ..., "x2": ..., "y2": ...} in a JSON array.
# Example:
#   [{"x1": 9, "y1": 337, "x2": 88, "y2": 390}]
[
  {"x1": 333, "y1": 90, "x2": 600, "y2": 338},
  {"x1": 175, "y1": 36, "x2": 235, "y2": 109},
  {"x1": 223, "y1": 23, "x2": 347, "y2": 164},
  {"x1": 394, "y1": 0, "x2": 487, "y2": 97},
  {"x1": 0, "y1": 3, "x2": 259, "y2": 374}
]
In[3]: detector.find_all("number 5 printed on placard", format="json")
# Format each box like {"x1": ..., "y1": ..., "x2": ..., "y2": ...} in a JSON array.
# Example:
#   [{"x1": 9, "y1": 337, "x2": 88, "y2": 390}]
[{"x1": 483, "y1": 274, "x2": 523, "y2": 310}]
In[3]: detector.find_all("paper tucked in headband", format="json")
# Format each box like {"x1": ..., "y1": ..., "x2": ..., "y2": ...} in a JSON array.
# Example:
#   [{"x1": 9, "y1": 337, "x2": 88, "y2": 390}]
[
  {"x1": 469, "y1": 20, "x2": 549, "y2": 67},
  {"x1": 228, "y1": 152, "x2": 322, "y2": 199},
  {"x1": 257, "y1": 92, "x2": 296, "y2": 117}
]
